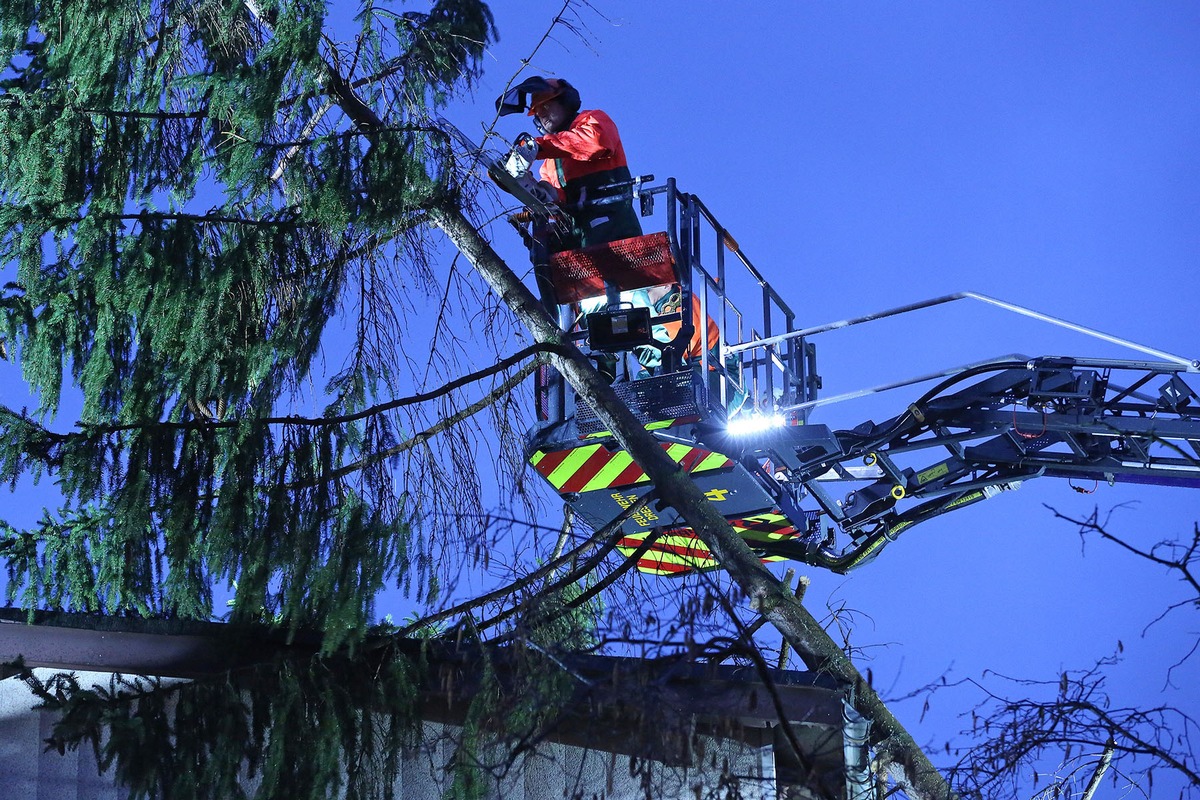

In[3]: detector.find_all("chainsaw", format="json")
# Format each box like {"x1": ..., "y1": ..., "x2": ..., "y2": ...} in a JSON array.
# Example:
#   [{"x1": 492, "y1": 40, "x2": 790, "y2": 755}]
[{"x1": 435, "y1": 117, "x2": 559, "y2": 217}]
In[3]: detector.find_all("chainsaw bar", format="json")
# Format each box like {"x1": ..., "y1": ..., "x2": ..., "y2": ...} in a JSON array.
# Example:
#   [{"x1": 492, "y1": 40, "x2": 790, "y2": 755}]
[{"x1": 435, "y1": 117, "x2": 559, "y2": 217}]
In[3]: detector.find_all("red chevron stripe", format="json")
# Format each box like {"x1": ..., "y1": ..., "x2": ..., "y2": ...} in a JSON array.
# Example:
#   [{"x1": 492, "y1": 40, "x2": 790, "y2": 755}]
[
  {"x1": 532, "y1": 448, "x2": 571, "y2": 478},
  {"x1": 609, "y1": 460, "x2": 647, "y2": 488},
  {"x1": 637, "y1": 557, "x2": 695, "y2": 575},
  {"x1": 676, "y1": 446, "x2": 706, "y2": 472},
  {"x1": 558, "y1": 446, "x2": 617, "y2": 494},
  {"x1": 643, "y1": 541, "x2": 712, "y2": 559}
]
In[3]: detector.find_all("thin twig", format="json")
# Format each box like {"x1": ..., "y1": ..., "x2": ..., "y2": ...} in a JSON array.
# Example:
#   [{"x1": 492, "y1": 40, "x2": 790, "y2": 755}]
[
  {"x1": 392, "y1": 494, "x2": 653, "y2": 641},
  {"x1": 287, "y1": 358, "x2": 543, "y2": 488}
]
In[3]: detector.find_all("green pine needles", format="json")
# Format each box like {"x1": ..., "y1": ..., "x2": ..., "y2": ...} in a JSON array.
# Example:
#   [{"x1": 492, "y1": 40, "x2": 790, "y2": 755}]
[
  {"x1": 0, "y1": 2, "x2": 631, "y2": 797},
  {"x1": 16, "y1": 643, "x2": 429, "y2": 800},
  {"x1": 0, "y1": 0, "x2": 496, "y2": 638}
]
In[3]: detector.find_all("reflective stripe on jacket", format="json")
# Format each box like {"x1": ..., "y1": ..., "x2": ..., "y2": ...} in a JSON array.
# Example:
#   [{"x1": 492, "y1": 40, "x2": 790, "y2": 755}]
[{"x1": 535, "y1": 109, "x2": 631, "y2": 203}]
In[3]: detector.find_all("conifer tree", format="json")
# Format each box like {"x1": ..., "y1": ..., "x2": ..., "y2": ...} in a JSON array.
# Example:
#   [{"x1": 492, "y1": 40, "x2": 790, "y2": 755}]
[
  {"x1": 0, "y1": 0, "x2": 498, "y2": 644},
  {"x1": 0, "y1": 2, "x2": 594, "y2": 797}
]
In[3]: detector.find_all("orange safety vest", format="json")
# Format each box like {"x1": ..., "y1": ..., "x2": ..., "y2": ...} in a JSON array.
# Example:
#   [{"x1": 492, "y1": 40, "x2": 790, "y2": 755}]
[{"x1": 535, "y1": 109, "x2": 632, "y2": 203}]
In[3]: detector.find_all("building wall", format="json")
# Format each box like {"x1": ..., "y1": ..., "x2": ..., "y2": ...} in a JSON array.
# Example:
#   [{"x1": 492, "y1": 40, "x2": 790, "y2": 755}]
[{"x1": 0, "y1": 670, "x2": 779, "y2": 800}]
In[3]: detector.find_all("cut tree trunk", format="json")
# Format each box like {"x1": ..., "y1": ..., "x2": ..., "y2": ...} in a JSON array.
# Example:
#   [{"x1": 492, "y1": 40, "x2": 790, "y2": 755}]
[{"x1": 431, "y1": 204, "x2": 958, "y2": 800}]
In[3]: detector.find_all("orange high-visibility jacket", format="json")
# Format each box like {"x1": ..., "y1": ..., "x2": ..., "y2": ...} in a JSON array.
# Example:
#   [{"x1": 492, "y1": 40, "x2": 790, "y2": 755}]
[{"x1": 535, "y1": 110, "x2": 632, "y2": 203}]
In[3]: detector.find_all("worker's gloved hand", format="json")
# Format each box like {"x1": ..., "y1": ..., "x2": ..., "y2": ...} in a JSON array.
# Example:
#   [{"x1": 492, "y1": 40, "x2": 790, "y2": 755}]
[
  {"x1": 657, "y1": 290, "x2": 682, "y2": 315},
  {"x1": 529, "y1": 180, "x2": 557, "y2": 205},
  {"x1": 635, "y1": 345, "x2": 662, "y2": 371}
]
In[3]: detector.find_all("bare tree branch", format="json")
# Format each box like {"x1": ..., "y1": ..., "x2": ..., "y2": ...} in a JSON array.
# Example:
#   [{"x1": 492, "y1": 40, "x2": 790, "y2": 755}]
[
  {"x1": 391, "y1": 494, "x2": 654, "y2": 640},
  {"x1": 946, "y1": 660, "x2": 1200, "y2": 797},
  {"x1": 1048, "y1": 504, "x2": 1200, "y2": 599},
  {"x1": 293, "y1": 357, "x2": 543, "y2": 487}
]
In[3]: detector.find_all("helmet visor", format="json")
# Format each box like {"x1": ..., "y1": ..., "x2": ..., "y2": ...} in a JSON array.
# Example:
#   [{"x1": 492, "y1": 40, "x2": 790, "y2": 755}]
[{"x1": 496, "y1": 76, "x2": 561, "y2": 116}]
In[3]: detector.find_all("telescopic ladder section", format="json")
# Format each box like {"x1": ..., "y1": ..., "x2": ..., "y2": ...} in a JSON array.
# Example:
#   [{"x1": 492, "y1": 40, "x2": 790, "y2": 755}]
[{"x1": 705, "y1": 355, "x2": 1200, "y2": 571}]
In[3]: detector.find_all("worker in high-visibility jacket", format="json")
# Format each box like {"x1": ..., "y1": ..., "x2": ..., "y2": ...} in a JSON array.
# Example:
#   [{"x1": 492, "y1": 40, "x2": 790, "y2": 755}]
[
  {"x1": 641, "y1": 285, "x2": 721, "y2": 367},
  {"x1": 497, "y1": 76, "x2": 642, "y2": 249},
  {"x1": 635, "y1": 284, "x2": 746, "y2": 414}
]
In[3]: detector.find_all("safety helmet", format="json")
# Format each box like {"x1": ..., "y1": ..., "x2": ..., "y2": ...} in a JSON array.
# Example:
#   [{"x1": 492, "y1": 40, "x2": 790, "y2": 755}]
[
  {"x1": 527, "y1": 78, "x2": 581, "y2": 116},
  {"x1": 496, "y1": 76, "x2": 581, "y2": 117}
]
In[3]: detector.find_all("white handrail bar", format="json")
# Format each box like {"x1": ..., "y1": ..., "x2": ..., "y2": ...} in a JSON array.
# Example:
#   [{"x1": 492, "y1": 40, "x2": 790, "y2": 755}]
[{"x1": 724, "y1": 291, "x2": 1199, "y2": 373}]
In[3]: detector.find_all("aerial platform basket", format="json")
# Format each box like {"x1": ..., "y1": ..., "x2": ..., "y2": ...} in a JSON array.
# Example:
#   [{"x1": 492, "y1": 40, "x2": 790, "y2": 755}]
[
  {"x1": 575, "y1": 370, "x2": 704, "y2": 436},
  {"x1": 544, "y1": 232, "x2": 677, "y2": 304},
  {"x1": 521, "y1": 179, "x2": 821, "y2": 576}
]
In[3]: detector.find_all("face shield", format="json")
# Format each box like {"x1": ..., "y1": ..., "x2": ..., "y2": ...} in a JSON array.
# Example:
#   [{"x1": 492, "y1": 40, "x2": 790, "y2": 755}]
[{"x1": 496, "y1": 76, "x2": 561, "y2": 117}]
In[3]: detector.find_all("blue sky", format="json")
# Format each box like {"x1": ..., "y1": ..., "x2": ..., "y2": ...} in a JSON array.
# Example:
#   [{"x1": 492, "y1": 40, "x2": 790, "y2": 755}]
[{"x1": 443, "y1": 0, "x2": 1200, "y2": 790}]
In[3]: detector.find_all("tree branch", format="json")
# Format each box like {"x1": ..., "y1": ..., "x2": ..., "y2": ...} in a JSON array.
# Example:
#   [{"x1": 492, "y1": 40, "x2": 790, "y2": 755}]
[
  {"x1": 288, "y1": 357, "x2": 543, "y2": 488},
  {"x1": 391, "y1": 494, "x2": 654, "y2": 640},
  {"x1": 1081, "y1": 740, "x2": 1114, "y2": 800},
  {"x1": 948, "y1": 664, "x2": 1200, "y2": 796},
  {"x1": 80, "y1": 342, "x2": 563, "y2": 434},
  {"x1": 1047, "y1": 505, "x2": 1200, "y2": 599},
  {"x1": 430, "y1": 201, "x2": 960, "y2": 800}
]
